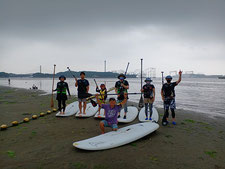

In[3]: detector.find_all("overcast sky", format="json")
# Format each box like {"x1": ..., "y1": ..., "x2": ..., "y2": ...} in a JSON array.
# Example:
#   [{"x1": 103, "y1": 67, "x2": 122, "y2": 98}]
[{"x1": 0, "y1": 0, "x2": 225, "y2": 76}]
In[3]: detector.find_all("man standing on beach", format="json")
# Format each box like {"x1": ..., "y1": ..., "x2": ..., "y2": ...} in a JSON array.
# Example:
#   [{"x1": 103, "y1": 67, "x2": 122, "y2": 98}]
[
  {"x1": 161, "y1": 70, "x2": 182, "y2": 126},
  {"x1": 75, "y1": 72, "x2": 89, "y2": 115},
  {"x1": 115, "y1": 73, "x2": 129, "y2": 119}
]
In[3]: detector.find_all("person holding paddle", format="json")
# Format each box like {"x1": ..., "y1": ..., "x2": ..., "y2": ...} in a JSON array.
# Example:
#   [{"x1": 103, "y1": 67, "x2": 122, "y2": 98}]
[
  {"x1": 115, "y1": 73, "x2": 129, "y2": 119},
  {"x1": 75, "y1": 72, "x2": 89, "y2": 115},
  {"x1": 161, "y1": 70, "x2": 182, "y2": 126},
  {"x1": 95, "y1": 93, "x2": 127, "y2": 134},
  {"x1": 141, "y1": 78, "x2": 155, "y2": 120},
  {"x1": 53, "y1": 75, "x2": 71, "y2": 114},
  {"x1": 96, "y1": 83, "x2": 107, "y2": 115}
]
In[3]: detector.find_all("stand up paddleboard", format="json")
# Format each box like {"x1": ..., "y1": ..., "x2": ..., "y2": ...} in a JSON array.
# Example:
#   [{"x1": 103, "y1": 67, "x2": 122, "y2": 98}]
[
  {"x1": 75, "y1": 103, "x2": 98, "y2": 118},
  {"x1": 138, "y1": 106, "x2": 159, "y2": 122},
  {"x1": 56, "y1": 101, "x2": 79, "y2": 117},
  {"x1": 94, "y1": 109, "x2": 105, "y2": 119},
  {"x1": 117, "y1": 106, "x2": 138, "y2": 123},
  {"x1": 73, "y1": 122, "x2": 159, "y2": 151}
]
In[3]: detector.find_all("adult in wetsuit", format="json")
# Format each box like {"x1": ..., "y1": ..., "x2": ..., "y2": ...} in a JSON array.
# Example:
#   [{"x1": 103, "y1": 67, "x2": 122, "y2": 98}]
[
  {"x1": 54, "y1": 75, "x2": 71, "y2": 114},
  {"x1": 161, "y1": 71, "x2": 182, "y2": 126},
  {"x1": 115, "y1": 73, "x2": 129, "y2": 119},
  {"x1": 141, "y1": 78, "x2": 155, "y2": 120}
]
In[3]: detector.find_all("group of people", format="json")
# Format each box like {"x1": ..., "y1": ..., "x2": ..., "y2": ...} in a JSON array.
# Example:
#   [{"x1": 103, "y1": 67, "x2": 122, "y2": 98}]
[{"x1": 53, "y1": 70, "x2": 182, "y2": 134}]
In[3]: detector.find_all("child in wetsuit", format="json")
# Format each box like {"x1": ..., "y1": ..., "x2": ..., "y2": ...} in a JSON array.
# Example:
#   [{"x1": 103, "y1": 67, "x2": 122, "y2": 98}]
[
  {"x1": 141, "y1": 78, "x2": 155, "y2": 120},
  {"x1": 53, "y1": 75, "x2": 71, "y2": 114},
  {"x1": 96, "y1": 84, "x2": 107, "y2": 115}
]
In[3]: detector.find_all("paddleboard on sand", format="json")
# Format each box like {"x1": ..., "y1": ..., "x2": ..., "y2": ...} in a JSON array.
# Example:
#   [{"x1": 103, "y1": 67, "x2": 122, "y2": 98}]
[
  {"x1": 73, "y1": 122, "x2": 159, "y2": 150},
  {"x1": 56, "y1": 101, "x2": 79, "y2": 117},
  {"x1": 75, "y1": 103, "x2": 98, "y2": 117},
  {"x1": 138, "y1": 106, "x2": 159, "y2": 122},
  {"x1": 117, "y1": 106, "x2": 139, "y2": 123},
  {"x1": 94, "y1": 108, "x2": 105, "y2": 119}
]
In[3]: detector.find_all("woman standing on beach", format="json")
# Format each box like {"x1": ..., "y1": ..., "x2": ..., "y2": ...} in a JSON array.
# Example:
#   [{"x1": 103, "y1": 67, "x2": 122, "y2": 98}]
[{"x1": 53, "y1": 75, "x2": 71, "y2": 114}]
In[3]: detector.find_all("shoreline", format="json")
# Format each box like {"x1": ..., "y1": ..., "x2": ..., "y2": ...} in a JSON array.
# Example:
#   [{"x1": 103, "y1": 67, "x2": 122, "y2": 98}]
[{"x1": 0, "y1": 85, "x2": 225, "y2": 169}]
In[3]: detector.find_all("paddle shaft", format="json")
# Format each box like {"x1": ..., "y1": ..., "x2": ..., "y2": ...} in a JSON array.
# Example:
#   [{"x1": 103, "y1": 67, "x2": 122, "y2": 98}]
[
  {"x1": 94, "y1": 79, "x2": 104, "y2": 99},
  {"x1": 124, "y1": 62, "x2": 130, "y2": 76},
  {"x1": 161, "y1": 71, "x2": 164, "y2": 85},
  {"x1": 51, "y1": 64, "x2": 56, "y2": 107}
]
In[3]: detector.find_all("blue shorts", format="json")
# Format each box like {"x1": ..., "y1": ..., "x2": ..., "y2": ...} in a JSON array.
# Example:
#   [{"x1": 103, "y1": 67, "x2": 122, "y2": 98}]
[
  {"x1": 164, "y1": 98, "x2": 176, "y2": 110},
  {"x1": 101, "y1": 120, "x2": 118, "y2": 129}
]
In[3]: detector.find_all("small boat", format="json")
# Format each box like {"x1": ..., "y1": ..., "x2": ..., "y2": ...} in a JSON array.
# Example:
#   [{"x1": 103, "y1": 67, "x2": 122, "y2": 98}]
[{"x1": 218, "y1": 76, "x2": 225, "y2": 79}]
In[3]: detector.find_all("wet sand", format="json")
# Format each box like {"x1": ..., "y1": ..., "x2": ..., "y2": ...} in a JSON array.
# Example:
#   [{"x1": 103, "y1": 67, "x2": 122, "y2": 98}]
[{"x1": 0, "y1": 86, "x2": 224, "y2": 169}]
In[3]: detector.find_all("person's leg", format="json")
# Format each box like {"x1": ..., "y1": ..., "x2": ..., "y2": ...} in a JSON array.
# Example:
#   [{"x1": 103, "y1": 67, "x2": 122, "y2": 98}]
[
  {"x1": 117, "y1": 100, "x2": 122, "y2": 118},
  {"x1": 100, "y1": 120, "x2": 108, "y2": 134},
  {"x1": 58, "y1": 99, "x2": 62, "y2": 113},
  {"x1": 149, "y1": 103, "x2": 153, "y2": 120},
  {"x1": 145, "y1": 103, "x2": 148, "y2": 119},
  {"x1": 83, "y1": 101, "x2": 87, "y2": 114},
  {"x1": 62, "y1": 100, "x2": 66, "y2": 113},
  {"x1": 78, "y1": 99, "x2": 82, "y2": 114},
  {"x1": 171, "y1": 108, "x2": 175, "y2": 121},
  {"x1": 123, "y1": 101, "x2": 128, "y2": 119},
  {"x1": 112, "y1": 124, "x2": 118, "y2": 131}
]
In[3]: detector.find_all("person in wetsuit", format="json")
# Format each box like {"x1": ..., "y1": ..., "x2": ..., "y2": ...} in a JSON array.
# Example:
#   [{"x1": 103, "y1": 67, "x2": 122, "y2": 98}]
[
  {"x1": 115, "y1": 73, "x2": 129, "y2": 119},
  {"x1": 141, "y1": 78, "x2": 155, "y2": 120},
  {"x1": 53, "y1": 75, "x2": 71, "y2": 114},
  {"x1": 75, "y1": 72, "x2": 89, "y2": 115},
  {"x1": 96, "y1": 84, "x2": 107, "y2": 115},
  {"x1": 161, "y1": 70, "x2": 182, "y2": 126}
]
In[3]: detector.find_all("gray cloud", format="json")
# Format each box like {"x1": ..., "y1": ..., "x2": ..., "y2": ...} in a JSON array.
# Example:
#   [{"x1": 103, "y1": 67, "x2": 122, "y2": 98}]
[{"x1": 0, "y1": 0, "x2": 225, "y2": 75}]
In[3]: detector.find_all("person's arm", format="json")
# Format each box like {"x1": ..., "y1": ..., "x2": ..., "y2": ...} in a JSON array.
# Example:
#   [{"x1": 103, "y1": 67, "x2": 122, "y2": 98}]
[
  {"x1": 96, "y1": 87, "x2": 100, "y2": 92},
  {"x1": 75, "y1": 80, "x2": 78, "y2": 87},
  {"x1": 53, "y1": 83, "x2": 58, "y2": 92},
  {"x1": 176, "y1": 70, "x2": 182, "y2": 85},
  {"x1": 66, "y1": 83, "x2": 71, "y2": 96},
  {"x1": 86, "y1": 86, "x2": 89, "y2": 93},
  {"x1": 161, "y1": 88, "x2": 165, "y2": 101},
  {"x1": 153, "y1": 88, "x2": 156, "y2": 102},
  {"x1": 121, "y1": 81, "x2": 129, "y2": 89},
  {"x1": 95, "y1": 94, "x2": 102, "y2": 107}
]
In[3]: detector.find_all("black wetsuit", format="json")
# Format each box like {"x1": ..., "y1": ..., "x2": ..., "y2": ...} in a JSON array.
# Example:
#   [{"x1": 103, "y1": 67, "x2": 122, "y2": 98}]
[
  {"x1": 77, "y1": 79, "x2": 89, "y2": 99},
  {"x1": 55, "y1": 81, "x2": 70, "y2": 112},
  {"x1": 115, "y1": 80, "x2": 129, "y2": 100}
]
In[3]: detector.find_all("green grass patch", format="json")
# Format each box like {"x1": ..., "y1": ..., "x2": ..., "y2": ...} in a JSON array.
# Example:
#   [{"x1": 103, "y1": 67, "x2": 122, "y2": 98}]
[
  {"x1": 204, "y1": 151, "x2": 217, "y2": 158},
  {"x1": 32, "y1": 131, "x2": 37, "y2": 136},
  {"x1": 7, "y1": 151, "x2": 16, "y2": 158},
  {"x1": 197, "y1": 121, "x2": 209, "y2": 126},
  {"x1": 130, "y1": 143, "x2": 137, "y2": 147},
  {"x1": 218, "y1": 131, "x2": 223, "y2": 134},
  {"x1": 184, "y1": 119, "x2": 195, "y2": 123},
  {"x1": 72, "y1": 162, "x2": 87, "y2": 169},
  {"x1": 93, "y1": 164, "x2": 108, "y2": 169},
  {"x1": 150, "y1": 156, "x2": 158, "y2": 162},
  {"x1": 204, "y1": 126, "x2": 213, "y2": 131},
  {"x1": 165, "y1": 135, "x2": 173, "y2": 138},
  {"x1": 4, "y1": 90, "x2": 14, "y2": 94}
]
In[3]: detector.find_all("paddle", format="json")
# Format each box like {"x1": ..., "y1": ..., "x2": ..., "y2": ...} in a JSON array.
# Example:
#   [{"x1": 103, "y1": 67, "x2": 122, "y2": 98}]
[
  {"x1": 161, "y1": 71, "x2": 164, "y2": 85},
  {"x1": 138, "y1": 59, "x2": 144, "y2": 108},
  {"x1": 125, "y1": 62, "x2": 130, "y2": 76},
  {"x1": 51, "y1": 64, "x2": 56, "y2": 108}
]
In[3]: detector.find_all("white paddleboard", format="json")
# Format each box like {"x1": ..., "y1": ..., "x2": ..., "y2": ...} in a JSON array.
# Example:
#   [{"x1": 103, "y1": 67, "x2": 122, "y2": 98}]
[
  {"x1": 73, "y1": 122, "x2": 159, "y2": 151},
  {"x1": 56, "y1": 101, "x2": 79, "y2": 117},
  {"x1": 117, "y1": 106, "x2": 139, "y2": 123},
  {"x1": 138, "y1": 106, "x2": 159, "y2": 122},
  {"x1": 75, "y1": 103, "x2": 98, "y2": 117},
  {"x1": 94, "y1": 108, "x2": 105, "y2": 119}
]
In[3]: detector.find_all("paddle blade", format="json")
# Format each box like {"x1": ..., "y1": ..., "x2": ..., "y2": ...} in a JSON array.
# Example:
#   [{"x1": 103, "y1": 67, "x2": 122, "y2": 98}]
[
  {"x1": 90, "y1": 99, "x2": 97, "y2": 107},
  {"x1": 138, "y1": 96, "x2": 144, "y2": 108}
]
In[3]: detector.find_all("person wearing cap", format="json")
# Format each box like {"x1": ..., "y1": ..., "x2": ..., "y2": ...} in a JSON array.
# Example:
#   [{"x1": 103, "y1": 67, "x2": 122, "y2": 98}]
[
  {"x1": 115, "y1": 73, "x2": 129, "y2": 119},
  {"x1": 141, "y1": 78, "x2": 155, "y2": 120},
  {"x1": 75, "y1": 72, "x2": 89, "y2": 114},
  {"x1": 53, "y1": 75, "x2": 71, "y2": 114},
  {"x1": 95, "y1": 93, "x2": 128, "y2": 134},
  {"x1": 96, "y1": 84, "x2": 107, "y2": 115},
  {"x1": 161, "y1": 70, "x2": 182, "y2": 126}
]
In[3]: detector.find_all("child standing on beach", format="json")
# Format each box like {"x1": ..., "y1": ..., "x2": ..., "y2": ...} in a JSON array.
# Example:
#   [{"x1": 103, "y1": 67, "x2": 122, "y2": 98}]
[
  {"x1": 95, "y1": 93, "x2": 127, "y2": 134},
  {"x1": 96, "y1": 84, "x2": 107, "y2": 115},
  {"x1": 141, "y1": 78, "x2": 155, "y2": 120},
  {"x1": 75, "y1": 72, "x2": 89, "y2": 115},
  {"x1": 53, "y1": 75, "x2": 71, "y2": 114},
  {"x1": 161, "y1": 70, "x2": 182, "y2": 126}
]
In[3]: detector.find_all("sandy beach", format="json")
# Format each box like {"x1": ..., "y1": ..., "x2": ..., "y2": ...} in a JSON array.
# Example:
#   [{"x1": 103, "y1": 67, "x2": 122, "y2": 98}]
[{"x1": 0, "y1": 86, "x2": 224, "y2": 169}]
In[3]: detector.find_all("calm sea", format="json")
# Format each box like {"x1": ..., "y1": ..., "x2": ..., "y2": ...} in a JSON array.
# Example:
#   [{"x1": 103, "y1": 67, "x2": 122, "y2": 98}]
[{"x1": 0, "y1": 77, "x2": 225, "y2": 118}]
